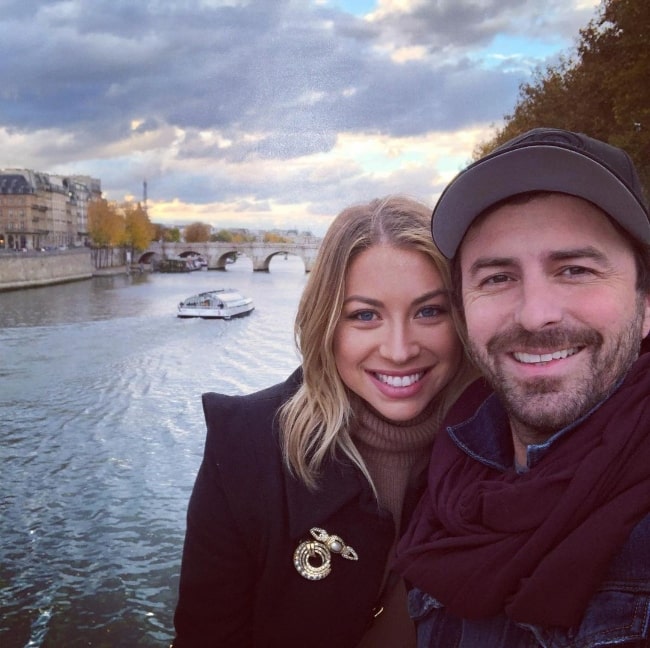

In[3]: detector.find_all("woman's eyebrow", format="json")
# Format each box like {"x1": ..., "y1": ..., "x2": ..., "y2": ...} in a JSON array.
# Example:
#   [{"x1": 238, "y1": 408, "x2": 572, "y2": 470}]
[
  {"x1": 342, "y1": 295, "x2": 382, "y2": 306},
  {"x1": 413, "y1": 289, "x2": 449, "y2": 305},
  {"x1": 343, "y1": 289, "x2": 448, "y2": 307}
]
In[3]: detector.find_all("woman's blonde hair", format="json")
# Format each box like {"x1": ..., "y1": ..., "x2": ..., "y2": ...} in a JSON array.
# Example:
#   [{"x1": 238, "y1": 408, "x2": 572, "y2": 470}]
[{"x1": 278, "y1": 195, "x2": 476, "y2": 490}]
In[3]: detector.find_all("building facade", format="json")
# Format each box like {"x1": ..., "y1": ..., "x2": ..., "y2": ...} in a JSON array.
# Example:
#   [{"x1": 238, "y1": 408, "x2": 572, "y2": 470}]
[{"x1": 0, "y1": 169, "x2": 101, "y2": 250}]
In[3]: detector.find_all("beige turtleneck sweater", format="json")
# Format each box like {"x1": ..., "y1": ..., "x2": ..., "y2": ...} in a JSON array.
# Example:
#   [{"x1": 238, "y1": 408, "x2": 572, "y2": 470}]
[{"x1": 350, "y1": 397, "x2": 439, "y2": 648}]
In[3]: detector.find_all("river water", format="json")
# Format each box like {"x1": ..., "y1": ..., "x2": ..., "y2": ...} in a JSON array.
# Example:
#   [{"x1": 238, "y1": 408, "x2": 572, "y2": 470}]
[{"x1": 0, "y1": 256, "x2": 307, "y2": 647}]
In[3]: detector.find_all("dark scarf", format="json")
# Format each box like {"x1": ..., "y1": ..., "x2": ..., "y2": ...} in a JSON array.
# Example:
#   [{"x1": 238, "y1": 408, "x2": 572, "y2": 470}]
[{"x1": 394, "y1": 353, "x2": 650, "y2": 628}]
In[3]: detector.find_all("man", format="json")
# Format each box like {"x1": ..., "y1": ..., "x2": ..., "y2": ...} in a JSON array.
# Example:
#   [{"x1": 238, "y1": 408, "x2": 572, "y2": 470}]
[{"x1": 395, "y1": 128, "x2": 650, "y2": 647}]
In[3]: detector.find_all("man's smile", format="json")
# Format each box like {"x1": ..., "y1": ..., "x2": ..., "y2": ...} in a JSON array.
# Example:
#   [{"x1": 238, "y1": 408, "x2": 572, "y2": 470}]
[{"x1": 513, "y1": 347, "x2": 581, "y2": 365}]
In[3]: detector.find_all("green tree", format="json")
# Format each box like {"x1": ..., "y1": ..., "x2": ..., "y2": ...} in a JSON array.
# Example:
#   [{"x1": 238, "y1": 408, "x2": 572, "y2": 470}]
[
  {"x1": 167, "y1": 227, "x2": 181, "y2": 242},
  {"x1": 153, "y1": 224, "x2": 182, "y2": 242},
  {"x1": 212, "y1": 229, "x2": 233, "y2": 242}
]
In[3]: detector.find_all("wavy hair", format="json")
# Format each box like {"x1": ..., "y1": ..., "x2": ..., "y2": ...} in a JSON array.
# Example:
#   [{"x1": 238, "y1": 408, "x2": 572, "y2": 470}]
[{"x1": 278, "y1": 195, "x2": 476, "y2": 490}]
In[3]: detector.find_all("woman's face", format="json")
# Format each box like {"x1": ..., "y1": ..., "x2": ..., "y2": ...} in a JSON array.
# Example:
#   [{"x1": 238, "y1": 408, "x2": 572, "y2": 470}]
[{"x1": 333, "y1": 244, "x2": 462, "y2": 422}]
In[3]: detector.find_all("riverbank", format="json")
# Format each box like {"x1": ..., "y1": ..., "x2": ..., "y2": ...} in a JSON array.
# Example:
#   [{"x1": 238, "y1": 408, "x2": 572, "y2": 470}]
[
  {"x1": 0, "y1": 248, "x2": 94, "y2": 292},
  {"x1": 92, "y1": 264, "x2": 129, "y2": 276}
]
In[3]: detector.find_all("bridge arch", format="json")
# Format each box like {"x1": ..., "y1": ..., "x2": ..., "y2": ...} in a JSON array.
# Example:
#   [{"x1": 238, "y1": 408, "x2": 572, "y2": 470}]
[
  {"x1": 138, "y1": 250, "x2": 158, "y2": 264},
  {"x1": 140, "y1": 240, "x2": 320, "y2": 272},
  {"x1": 251, "y1": 250, "x2": 300, "y2": 272}
]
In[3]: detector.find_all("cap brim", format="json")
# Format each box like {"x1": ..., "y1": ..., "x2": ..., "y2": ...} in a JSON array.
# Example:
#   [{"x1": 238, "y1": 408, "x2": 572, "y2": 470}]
[{"x1": 432, "y1": 145, "x2": 650, "y2": 258}]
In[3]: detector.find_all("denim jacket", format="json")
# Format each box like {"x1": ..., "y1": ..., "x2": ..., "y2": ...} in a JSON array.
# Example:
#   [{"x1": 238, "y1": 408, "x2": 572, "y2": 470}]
[{"x1": 409, "y1": 393, "x2": 650, "y2": 648}]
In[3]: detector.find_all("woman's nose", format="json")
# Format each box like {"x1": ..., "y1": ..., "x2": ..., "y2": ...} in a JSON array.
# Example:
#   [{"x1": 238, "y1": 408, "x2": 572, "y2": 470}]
[{"x1": 379, "y1": 324, "x2": 420, "y2": 363}]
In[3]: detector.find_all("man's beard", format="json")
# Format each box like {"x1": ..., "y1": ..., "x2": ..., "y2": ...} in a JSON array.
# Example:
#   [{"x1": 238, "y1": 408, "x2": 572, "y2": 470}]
[{"x1": 467, "y1": 299, "x2": 646, "y2": 440}]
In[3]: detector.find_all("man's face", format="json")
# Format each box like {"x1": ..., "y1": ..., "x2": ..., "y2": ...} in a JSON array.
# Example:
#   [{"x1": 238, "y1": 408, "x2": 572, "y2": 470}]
[{"x1": 460, "y1": 193, "x2": 650, "y2": 444}]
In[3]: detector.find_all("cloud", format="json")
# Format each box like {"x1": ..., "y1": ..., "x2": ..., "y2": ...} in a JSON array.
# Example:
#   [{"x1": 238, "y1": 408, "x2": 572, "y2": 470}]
[{"x1": 0, "y1": 0, "x2": 601, "y2": 231}]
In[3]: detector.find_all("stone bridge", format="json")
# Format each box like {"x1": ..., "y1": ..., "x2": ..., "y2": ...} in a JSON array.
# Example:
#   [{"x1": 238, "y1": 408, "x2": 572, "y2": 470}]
[{"x1": 139, "y1": 239, "x2": 322, "y2": 272}]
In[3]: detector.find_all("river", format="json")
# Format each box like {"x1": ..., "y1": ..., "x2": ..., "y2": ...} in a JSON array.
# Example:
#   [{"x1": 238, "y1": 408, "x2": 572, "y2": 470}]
[{"x1": 0, "y1": 255, "x2": 308, "y2": 647}]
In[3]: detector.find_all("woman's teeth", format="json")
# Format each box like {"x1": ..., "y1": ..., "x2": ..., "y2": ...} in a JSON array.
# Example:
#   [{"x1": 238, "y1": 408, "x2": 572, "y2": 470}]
[{"x1": 375, "y1": 372, "x2": 423, "y2": 387}]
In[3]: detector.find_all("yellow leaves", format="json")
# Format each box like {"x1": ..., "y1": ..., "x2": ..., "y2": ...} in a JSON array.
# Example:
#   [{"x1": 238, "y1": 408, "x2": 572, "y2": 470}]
[
  {"x1": 263, "y1": 232, "x2": 291, "y2": 243},
  {"x1": 88, "y1": 199, "x2": 125, "y2": 247},
  {"x1": 123, "y1": 202, "x2": 155, "y2": 252},
  {"x1": 183, "y1": 222, "x2": 211, "y2": 243},
  {"x1": 88, "y1": 199, "x2": 154, "y2": 251}
]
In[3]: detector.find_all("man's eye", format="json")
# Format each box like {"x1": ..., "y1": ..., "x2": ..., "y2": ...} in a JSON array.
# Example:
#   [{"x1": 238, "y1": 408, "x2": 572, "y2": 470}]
[
  {"x1": 561, "y1": 266, "x2": 591, "y2": 277},
  {"x1": 482, "y1": 273, "x2": 511, "y2": 286}
]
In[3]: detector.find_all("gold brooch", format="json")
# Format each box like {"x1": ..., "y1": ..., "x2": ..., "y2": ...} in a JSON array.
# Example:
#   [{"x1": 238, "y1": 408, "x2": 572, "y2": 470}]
[{"x1": 293, "y1": 527, "x2": 359, "y2": 580}]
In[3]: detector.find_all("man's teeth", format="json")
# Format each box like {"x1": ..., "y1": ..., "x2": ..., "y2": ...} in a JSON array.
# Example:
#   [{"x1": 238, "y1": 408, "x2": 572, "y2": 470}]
[
  {"x1": 513, "y1": 348, "x2": 579, "y2": 364},
  {"x1": 376, "y1": 372, "x2": 423, "y2": 387}
]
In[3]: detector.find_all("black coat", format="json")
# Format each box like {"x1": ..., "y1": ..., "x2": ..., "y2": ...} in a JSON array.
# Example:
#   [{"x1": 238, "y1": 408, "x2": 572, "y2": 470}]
[{"x1": 172, "y1": 369, "x2": 421, "y2": 648}]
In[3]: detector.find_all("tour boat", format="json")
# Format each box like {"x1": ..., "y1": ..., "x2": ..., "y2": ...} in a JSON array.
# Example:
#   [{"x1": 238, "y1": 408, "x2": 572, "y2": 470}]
[{"x1": 177, "y1": 289, "x2": 254, "y2": 319}]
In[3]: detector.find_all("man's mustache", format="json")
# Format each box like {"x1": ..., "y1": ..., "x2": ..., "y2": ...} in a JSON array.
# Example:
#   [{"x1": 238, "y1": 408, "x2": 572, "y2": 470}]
[{"x1": 486, "y1": 326, "x2": 603, "y2": 355}]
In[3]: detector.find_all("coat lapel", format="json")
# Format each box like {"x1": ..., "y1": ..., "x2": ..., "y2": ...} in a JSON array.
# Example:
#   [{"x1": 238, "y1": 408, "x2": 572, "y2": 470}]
[{"x1": 284, "y1": 449, "x2": 380, "y2": 539}]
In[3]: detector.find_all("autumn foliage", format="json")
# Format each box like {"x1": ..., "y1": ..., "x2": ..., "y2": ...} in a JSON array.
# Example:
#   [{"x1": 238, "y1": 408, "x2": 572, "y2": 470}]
[
  {"x1": 183, "y1": 221, "x2": 212, "y2": 243},
  {"x1": 477, "y1": 0, "x2": 650, "y2": 197},
  {"x1": 88, "y1": 199, "x2": 154, "y2": 251}
]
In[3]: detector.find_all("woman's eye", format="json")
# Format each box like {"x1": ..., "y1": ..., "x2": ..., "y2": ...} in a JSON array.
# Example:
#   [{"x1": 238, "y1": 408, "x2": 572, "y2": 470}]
[
  {"x1": 351, "y1": 310, "x2": 377, "y2": 322},
  {"x1": 418, "y1": 305, "x2": 444, "y2": 319}
]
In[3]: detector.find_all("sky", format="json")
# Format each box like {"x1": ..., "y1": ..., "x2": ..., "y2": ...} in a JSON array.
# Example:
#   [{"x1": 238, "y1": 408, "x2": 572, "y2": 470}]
[{"x1": 0, "y1": 0, "x2": 601, "y2": 235}]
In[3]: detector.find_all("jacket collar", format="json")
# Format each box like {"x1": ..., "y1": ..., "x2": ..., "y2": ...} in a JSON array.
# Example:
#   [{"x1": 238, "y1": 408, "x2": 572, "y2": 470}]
[
  {"x1": 277, "y1": 371, "x2": 382, "y2": 539},
  {"x1": 284, "y1": 448, "x2": 380, "y2": 540}
]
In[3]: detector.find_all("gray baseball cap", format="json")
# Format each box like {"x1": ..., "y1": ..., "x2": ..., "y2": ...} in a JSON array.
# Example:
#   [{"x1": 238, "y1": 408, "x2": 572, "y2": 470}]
[{"x1": 432, "y1": 127, "x2": 650, "y2": 258}]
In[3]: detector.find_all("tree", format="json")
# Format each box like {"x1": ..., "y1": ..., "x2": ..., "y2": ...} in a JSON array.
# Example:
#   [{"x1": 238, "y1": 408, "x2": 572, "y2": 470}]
[
  {"x1": 475, "y1": 0, "x2": 650, "y2": 196},
  {"x1": 209, "y1": 228, "x2": 256, "y2": 242},
  {"x1": 88, "y1": 199, "x2": 154, "y2": 267},
  {"x1": 123, "y1": 201, "x2": 154, "y2": 253},
  {"x1": 152, "y1": 223, "x2": 181, "y2": 242},
  {"x1": 580, "y1": 0, "x2": 650, "y2": 189},
  {"x1": 88, "y1": 198, "x2": 124, "y2": 247},
  {"x1": 211, "y1": 229, "x2": 234, "y2": 242},
  {"x1": 263, "y1": 232, "x2": 291, "y2": 243},
  {"x1": 152, "y1": 223, "x2": 165, "y2": 242},
  {"x1": 167, "y1": 227, "x2": 181, "y2": 242},
  {"x1": 184, "y1": 221, "x2": 211, "y2": 242},
  {"x1": 87, "y1": 198, "x2": 125, "y2": 268}
]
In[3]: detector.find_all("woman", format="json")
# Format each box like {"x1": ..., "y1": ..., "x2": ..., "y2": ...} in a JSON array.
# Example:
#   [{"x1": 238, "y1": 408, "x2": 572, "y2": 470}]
[{"x1": 172, "y1": 196, "x2": 476, "y2": 647}]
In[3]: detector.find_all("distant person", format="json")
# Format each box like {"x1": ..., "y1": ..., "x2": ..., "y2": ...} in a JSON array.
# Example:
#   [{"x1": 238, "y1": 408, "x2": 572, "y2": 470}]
[
  {"x1": 172, "y1": 196, "x2": 476, "y2": 647},
  {"x1": 395, "y1": 128, "x2": 650, "y2": 646}
]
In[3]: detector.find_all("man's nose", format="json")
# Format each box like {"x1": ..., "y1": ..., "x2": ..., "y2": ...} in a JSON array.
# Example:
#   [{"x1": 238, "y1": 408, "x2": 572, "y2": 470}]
[{"x1": 514, "y1": 277, "x2": 564, "y2": 331}]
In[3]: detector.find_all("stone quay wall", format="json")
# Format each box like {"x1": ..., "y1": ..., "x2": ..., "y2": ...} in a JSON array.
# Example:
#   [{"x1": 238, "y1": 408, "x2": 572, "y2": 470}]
[{"x1": 0, "y1": 248, "x2": 94, "y2": 292}]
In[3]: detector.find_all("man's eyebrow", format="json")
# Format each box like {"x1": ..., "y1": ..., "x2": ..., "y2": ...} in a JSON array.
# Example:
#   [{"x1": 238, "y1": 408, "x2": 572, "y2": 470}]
[
  {"x1": 468, "y1": 257, "x2": 516, "y2": 276},
  {"x1": 467, "y1": 247, "x2": 611, "y2": 277},
  {"x1": 548, "y1": 246, "x2": 609, "y2": 264}
]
